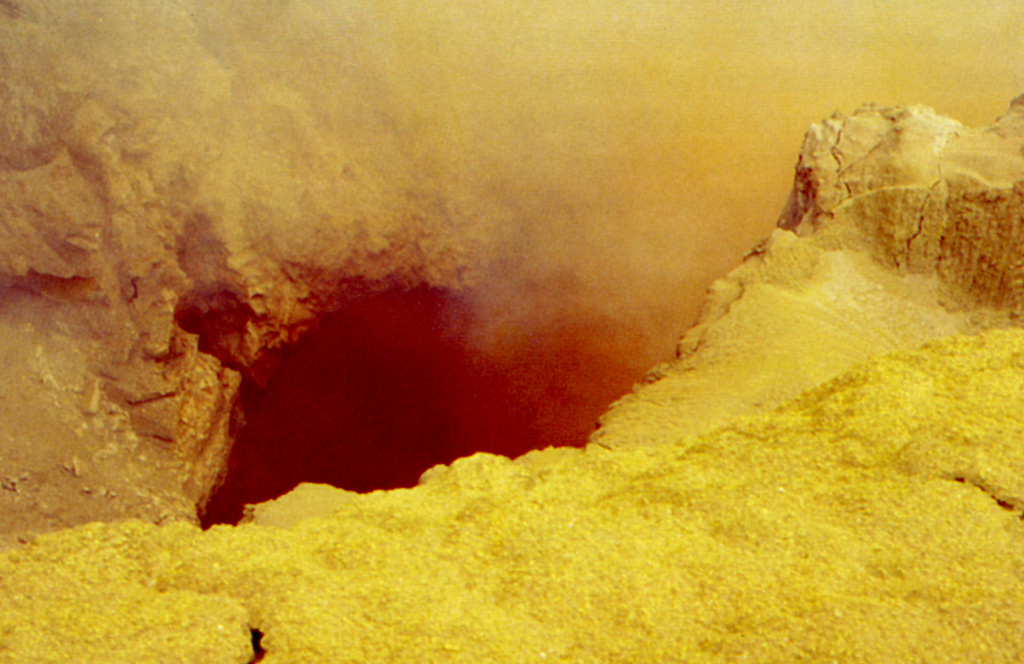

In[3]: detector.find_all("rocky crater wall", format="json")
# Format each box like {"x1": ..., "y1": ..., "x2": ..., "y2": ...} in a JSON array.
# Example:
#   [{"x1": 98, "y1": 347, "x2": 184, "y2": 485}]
[
  {"x1": 3, "y1": 0, "x2": 1024, "y2": 553},
  {"x1": 0, "y1": 0, "x2": 501, "y2": 544},
  {"x1": 0, "y1": 0, "x2": 704, "y2": 544}
]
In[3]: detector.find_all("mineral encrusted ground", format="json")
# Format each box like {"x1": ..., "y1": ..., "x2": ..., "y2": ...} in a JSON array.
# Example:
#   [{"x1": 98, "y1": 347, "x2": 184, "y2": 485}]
[{"x1": 2, "y1": 329, "x2": 1024, "y2": 663}]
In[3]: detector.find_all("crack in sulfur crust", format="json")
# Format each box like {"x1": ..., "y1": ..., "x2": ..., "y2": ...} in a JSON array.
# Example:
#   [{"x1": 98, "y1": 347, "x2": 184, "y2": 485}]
[{"x1": 952, "y1": 476, "x2": 1024, "y2": 520}]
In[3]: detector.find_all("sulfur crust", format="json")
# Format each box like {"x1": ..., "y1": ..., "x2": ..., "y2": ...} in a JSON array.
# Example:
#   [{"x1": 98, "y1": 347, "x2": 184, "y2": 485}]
[{"x1": 1, "y1": 328, "x2": 1024, "y2": 662}]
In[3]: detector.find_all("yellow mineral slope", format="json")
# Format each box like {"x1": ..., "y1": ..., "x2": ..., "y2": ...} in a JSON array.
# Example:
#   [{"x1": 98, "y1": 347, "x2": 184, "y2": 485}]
[
  {"x1": 596, "y1": 100, "x2": 1024, "y2": 448},
  {"x1": 2, "y1": 329, "x2": 1024, "y2": 663}
]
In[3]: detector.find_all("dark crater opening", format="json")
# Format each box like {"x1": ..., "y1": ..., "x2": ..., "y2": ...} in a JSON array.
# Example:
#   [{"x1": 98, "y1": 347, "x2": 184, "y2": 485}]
[{"x1": 200, "y1": 286, "x2": 546, "y2": 526}]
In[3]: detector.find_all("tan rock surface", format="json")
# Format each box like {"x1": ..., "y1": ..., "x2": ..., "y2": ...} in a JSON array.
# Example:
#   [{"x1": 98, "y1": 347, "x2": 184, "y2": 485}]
[
  {"x1": 595, "y1": 98, "x2": 1024, "y2": 447},
  {"x1": 0, "y1": 0, "x2": 499, "y2": 543},
  {"x1": 3, "y1": 329, "x2": 1024, "y2": 663}
]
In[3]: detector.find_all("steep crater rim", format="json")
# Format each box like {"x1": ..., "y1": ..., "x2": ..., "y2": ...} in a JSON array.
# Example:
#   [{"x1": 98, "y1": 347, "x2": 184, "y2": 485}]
[{"x1": 183, "y1": 285, "x2": 554, "y2": 526}]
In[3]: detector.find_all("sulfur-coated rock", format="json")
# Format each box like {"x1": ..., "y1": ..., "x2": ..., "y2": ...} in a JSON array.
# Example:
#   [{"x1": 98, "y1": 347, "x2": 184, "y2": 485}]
[
  {"x1": 2, "y1": 329, "x2": 1024, "y2": 662},
  {"x1": 595, "y1": 99, "x2": 1024, "y2": 448}
]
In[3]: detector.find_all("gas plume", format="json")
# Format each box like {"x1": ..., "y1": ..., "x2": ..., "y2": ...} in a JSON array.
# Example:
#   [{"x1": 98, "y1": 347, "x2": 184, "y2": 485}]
[
  {"x1": 190, "y1": 0, "x2": 1023, "y2": 367},
  {"x1": 15, "y1": 0, "x2": 1024, "y2": 512},
  {"x1": 203, "y1": 0, "x2": 1022, "y2": 457}
]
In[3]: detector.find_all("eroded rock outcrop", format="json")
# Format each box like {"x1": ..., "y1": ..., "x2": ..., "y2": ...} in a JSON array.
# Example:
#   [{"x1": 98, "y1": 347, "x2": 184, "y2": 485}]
[
  {"x1": 0, "y1": 0, "x2": 497, "y2": 546},
  {"x1": 595, "y1": 96, "x2": 1024, "y2": 447}
]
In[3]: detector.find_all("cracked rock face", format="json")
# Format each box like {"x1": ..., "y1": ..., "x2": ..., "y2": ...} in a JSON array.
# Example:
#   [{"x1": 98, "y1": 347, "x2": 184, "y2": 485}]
[
  {"x1": 779, "y1": 99, "x2": 1024, "y2": 310},
  {"x1": 0, "y1": 0, "x2": 495, "y2": 546}
]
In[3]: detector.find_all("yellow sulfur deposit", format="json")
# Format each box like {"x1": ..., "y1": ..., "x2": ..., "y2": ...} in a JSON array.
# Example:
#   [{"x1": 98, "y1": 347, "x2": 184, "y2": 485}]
[{"x1": 2, "y1": 329, "x2": 1024, "y2": 663}]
